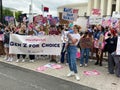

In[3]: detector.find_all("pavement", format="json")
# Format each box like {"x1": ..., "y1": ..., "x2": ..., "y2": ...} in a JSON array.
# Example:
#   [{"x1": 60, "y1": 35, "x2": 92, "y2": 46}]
[
  {"x1": 0, "y1": 61, "x2": 95, "y2": 90},
  {"x1": 0, "y1": 55, "x2": 120, "y2": 90}
]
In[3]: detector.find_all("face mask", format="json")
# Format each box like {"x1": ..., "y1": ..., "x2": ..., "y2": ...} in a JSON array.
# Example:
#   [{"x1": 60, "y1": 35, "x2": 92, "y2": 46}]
[{"x1": 108, "y1": 33, "x2": 111, "y2": 36}]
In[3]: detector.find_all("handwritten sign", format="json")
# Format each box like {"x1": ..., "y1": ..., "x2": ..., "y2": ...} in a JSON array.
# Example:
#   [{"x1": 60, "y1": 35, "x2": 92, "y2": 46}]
[
  {"x1": 92, "y1": 9, "x2": 101, "y2": 16},
  {"x1": 89, "y1": 16, "x2": 102, "y2": 25},
  {"x1": 62, "y1": 7, "x2": 79, "y2": 21}
]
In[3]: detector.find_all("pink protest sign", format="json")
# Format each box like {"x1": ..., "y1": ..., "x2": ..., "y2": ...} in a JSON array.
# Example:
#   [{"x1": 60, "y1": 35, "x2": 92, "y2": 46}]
[
  {"x1": 36, "y1": 66, "x2": 48, "y2": 72},
  {"x1": 102, "y1": 17, "x2": 111, "y2": 27},
  {"x1": 92, "y1": 9, "x2": 101, "y2": 16},
  {"x1": 83, "y1": 70, "x2": 100, "y2": 76},
  {"x1": 52, "y1": 64, "x2": 63, "y2": 69}
]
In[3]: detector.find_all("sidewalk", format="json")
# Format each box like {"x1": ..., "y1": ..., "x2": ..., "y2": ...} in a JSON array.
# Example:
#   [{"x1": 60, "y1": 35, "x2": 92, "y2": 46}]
[{"x1": 0, "y1": 56, "x2": 120, "y2": 90}]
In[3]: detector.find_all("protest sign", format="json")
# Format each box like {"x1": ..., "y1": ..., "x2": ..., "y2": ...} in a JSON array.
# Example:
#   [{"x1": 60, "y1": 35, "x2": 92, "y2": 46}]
[
  {"x1": 91, "y1": 9, "x2": 101, "y2": 16},
  {"x1": 116, "y1": 37, "x2": 120, "y2": 55},
  {"x1": 102, "y1": 17, "x2": 111, "y2": 27},
  {"x1": 83, "y1": 70, "x2": 100, "y2": 76},
  {"x1": 62, "y1": 7, "x2": 79, "y2": 21},
  {"x1": 89, "y1": 16, "x2": 102, "y2": 25},
  {"x1": 112, "y1": 11, "x2": 120, "y2": 18},
  {"x1": 9, "y1": 34, "x2": 62, "y2": 55}
]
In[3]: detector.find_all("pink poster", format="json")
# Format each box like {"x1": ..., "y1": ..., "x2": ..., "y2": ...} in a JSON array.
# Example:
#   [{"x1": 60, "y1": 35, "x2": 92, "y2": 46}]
[
  {"x1": 36, "y1": 66, "x2": 48, "y2": 72},
  {"x1": 102, "y1": 17, "x2": 111, "y2": 27},
  {"x1": 83, "y1": 70, "x2": 100, "y2": 76},
  {"x1": 36, "y1": 63, "x2": 63, "y2": 72},
  {"x1": 92, "y1": 9, "x2": 101, "y2": 16}
]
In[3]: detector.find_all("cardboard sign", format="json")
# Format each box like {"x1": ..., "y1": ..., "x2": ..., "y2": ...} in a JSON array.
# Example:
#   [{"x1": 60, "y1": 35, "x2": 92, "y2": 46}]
[{"x1": 62, "y1": 7, "x2": 79, "y2": 21}]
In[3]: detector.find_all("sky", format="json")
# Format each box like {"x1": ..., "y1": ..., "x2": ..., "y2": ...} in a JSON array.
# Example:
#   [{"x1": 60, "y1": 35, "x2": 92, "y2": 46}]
[{"x1": 3, "y1": 0, "x2": 88, "y2": 16}]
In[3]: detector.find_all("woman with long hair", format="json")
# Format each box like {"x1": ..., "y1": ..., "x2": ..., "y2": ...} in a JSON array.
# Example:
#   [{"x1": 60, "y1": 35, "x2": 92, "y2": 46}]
[{"x1": 67, "y1": 25, "x2": 81, "y2": 81}]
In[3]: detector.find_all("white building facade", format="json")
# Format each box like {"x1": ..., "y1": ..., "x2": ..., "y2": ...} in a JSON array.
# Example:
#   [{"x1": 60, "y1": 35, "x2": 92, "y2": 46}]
[
  {"x1": 57, "y1": 3, "x2": 88, "y2": 17},
  {"x1": 87, "y1": 0, "x2": 120, "y2": 16}
]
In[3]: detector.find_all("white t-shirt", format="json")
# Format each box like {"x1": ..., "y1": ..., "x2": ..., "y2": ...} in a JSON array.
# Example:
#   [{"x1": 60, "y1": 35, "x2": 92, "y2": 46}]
[{"x1": 69, "y1": 33, "x2": 80, "y2": 46}]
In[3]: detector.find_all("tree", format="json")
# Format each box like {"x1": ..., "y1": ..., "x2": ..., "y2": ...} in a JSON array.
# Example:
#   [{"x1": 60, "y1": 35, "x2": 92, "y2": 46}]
[
  {"x1": 15, "y1": 11, "x2": 22, "y2": 21},
  {"x1": 3, "y1": 8, "x2": 13, "y2": 16},
  {"x1": 2, "y1": 8, "x2": 22, "y2": 24}
]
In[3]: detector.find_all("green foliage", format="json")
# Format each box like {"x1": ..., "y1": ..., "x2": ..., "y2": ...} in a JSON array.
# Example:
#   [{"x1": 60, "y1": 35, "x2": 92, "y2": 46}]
[
  {"x1": 15, "y1": 11, "x2": 22, "y2": 21},
  {"x1": 2, "y1": 8, "x2": 22, "y2": 20},
  {"x1": 3, "y1": 8, "x2": 13, "y2": 16}
]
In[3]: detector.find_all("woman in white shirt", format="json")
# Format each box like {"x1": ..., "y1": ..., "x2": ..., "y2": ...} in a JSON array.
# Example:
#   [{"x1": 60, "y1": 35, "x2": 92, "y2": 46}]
[{"x1": 67, "y1": 25, "x2": 81, "y2": 81}]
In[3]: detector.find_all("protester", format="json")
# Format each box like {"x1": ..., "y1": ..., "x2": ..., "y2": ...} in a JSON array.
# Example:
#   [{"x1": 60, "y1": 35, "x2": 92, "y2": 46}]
[
  {"x1": 93, "y1": 25, "x2": 105, "y2": 66},
  {"x1": 79, "y1": 31, "x2": 93, "y2": 67},
  {"x1": 27, "y1": 26, "x2": 37, "y2": 62},
  {"x1": 105, "y1": 29, "x2": 117, "y2": 74},
  {"x1": 59, "y1": 25, "x2": 68, "y2": 64},
  {"x1": 3, "y1": 27, "x2": 13, "y2": 61},
  {"x1": 49, "y1": 25, "x2": 60, "y2": 63},
  {"x1": 67, "y1": 25, "x2": 80, "y2": 81},
  {"x1": 16, "y1": 25, "x2": 26, "y2": 62}
]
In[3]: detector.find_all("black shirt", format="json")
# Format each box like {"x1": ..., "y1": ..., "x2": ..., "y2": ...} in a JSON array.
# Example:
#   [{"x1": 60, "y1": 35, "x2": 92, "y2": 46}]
[{"x1": 105, "y1": 36, "x2": 117, "y2": 54}]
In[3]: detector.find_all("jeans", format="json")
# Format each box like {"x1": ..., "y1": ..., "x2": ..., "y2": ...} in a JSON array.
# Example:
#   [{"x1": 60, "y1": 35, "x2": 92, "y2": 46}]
[
  {"x1": 80, "y1": 48, "x2": 90, "y2": 65},
  {"x1": 108, "y1": 53, "x2": 115, "y2": 74},
  {"x1": 60, "y1": 43, "x2": 68, "y2": 63},
  {"x1": 29, "y1": 55, "x2": 35, "y2": 60},
  {"x1": 67, "y1": 45, "x2": 78, "y2": 73}
]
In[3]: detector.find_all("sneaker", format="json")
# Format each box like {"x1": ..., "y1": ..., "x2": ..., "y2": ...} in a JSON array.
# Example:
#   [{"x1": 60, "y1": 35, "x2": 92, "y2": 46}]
[
  {"x1": 85, "y1": 64, "x2": 88, "y2": 67},
  {"x1": 9, "y1": 57, "x2": 13, "y2": 62},
  {"x1": 6, "y1": 57, "x2": 10, "y2": 62},
  {"x1": 22, "y1": 59, "x2": 25, "y2": 62},
  {"x1": 58, "y1": 61, "x2": 61, "y2": 64},
  {"x1": 16, "y1": 59, "x2": 20, "y2": 63},
  {"x1": 95, "y1": 61, "x2": 99, "y2": 65},
  {"x1": 80, "y1": 64, "x2": 83, "y2": 67},
  {"x1": 29, "y1": 60, "x2": 34, "y2": 62},
  {"x1": 66, "y1": 63, "x2": 68, "y2": 66},
  {"x1": 75, "y1": 74, "x2": 80, "y2": 81},
  {"x1": 50, "y1": 59, "x2": 57, "y2": 63},
  {"x1": 67, "y1": 71, "x2": 75, "y2": 77}
]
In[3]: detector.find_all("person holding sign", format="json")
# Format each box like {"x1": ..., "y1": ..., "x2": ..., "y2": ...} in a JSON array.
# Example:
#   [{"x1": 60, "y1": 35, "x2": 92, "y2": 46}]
[{"x1": 67, "y1": 25, "x2": 80, "y2": 81}]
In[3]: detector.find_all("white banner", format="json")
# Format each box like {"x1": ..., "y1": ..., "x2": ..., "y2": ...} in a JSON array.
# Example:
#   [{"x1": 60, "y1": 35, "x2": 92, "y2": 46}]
[
  {"x1": 116, "y1": 37, "x2": 120, "y2": 55},
  {"x1": 9, "y1": 34, "x2": 62, "y2": 55},
  {"x1": 89, "y1": 16, "x2": 102, "y2": 25},
  {"x1": 62, "y1": 7, "x2": 79, "y2": 21}
]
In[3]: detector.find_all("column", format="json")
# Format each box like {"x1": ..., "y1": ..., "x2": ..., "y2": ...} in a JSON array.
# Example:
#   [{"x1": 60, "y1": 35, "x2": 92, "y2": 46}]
[
  {"x1": 100, "y1": 0, "x2": 107, "y2": 16},
  {"x1": 116, "y1": 0, "x2": 120, "y2": 12},
  {"x1": 87, "y1": 0, "x2": 94, "y2": 16},
  {"x1": 94, "y1": 0, "x2": 100, "y2": 9},
  {"x1": 107, "y1": 0, "x2": 112, "y2": 16}
]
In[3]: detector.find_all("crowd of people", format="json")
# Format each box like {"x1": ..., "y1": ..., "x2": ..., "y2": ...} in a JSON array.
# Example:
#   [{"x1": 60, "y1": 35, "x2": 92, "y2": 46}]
[{"x1": 0, "y1": 19, "x2": 120, "y2": 81}]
